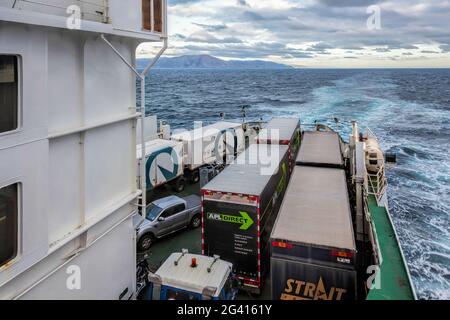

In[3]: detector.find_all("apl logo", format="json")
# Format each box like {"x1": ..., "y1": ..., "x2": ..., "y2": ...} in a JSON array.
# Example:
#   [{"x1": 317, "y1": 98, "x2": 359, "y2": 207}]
[
  {"x1": 207, "y1": 211, "x2": 254, "y2": 230},
  {"x1": 281, "y1": 277, "x2": 347, "y2": 300},
  {"x1": 146, "y1": 147, "x2": 180, "y2": 189}
]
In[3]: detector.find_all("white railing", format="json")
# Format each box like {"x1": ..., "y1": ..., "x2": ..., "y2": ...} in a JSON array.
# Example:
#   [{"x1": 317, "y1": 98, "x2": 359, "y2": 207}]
[
  {"x1": 365, "y1": 127, "x2": 378, "y2": 140},
  {"x1": 363, "y1": 193, "x2": 382, "y2": 265},
  {"x1": 366, "y1": 163, "x2": 387, "y2": 204},
  {"x1": 7, "y1": 0, "x2": 109, "y2": 23}
]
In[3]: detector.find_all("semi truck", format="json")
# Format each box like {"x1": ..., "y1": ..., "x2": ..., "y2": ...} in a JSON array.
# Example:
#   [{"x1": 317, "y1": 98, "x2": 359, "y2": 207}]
[
  {"x1": 146, "y1": 250, "x2": 237, "y2": 300},
  {"x1": 256, "y1": 117, "x2": 301, "y2": 172},
  {"x1": 172, "y1": 121, "x2": 245, "y2": 183},
  {"x1": 137, "y1": 139, "x2": 186, "y2": 192},
  {"x1": 270, "y1": 166, "x2": 357, "y2": 300},
  {"x1": 201, "y1": 144, "x2": 290, "y2": 293},
  {"x1": 270, "y1": 130, "x2": 356, "y2": 300}
]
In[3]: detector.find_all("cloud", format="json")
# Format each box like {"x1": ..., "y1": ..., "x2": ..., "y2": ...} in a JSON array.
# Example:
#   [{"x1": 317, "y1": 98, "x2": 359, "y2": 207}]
[
  {"x1": 168, "y1": 0, "x2": 202, "y2": 5},
  {"x1": 193, "y1": 22, "x2": 227, "y2": 32},
  {"x1": 185, "y1": 31, "x2": 243, "y2": 44},
  {"x1": 440, "y1": 44, "x2": 450, "y2": 52},
  {"x1": 154, "y1": 0, "x2": 450, "y2": 66},
  {"x1": 373, "y1": 48, "x2": 391, "y2": 53},
  {"x1": 306, "y1": 42, "x2": 334, "y2": 53},
  {"x1": 316, "y1": 0, "x2": 386, "y2": 7},
  {"x1": 237, "y1": 0, "x2": 250, "y2": 7},
  {"x1": 241, "y1": 10, "x2": 286, "y2": 22}
]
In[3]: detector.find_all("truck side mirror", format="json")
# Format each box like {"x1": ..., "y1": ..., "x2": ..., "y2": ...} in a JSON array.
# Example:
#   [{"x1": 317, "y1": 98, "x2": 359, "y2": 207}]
[{"x1": 158, "y1": 216, "x2": 165, "y2": 222}]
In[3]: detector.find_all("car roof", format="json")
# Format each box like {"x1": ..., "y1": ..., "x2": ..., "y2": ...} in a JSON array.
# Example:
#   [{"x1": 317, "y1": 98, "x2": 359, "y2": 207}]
[{"x1": 151, "y1": 196, "x2": 182, "y2": 208}]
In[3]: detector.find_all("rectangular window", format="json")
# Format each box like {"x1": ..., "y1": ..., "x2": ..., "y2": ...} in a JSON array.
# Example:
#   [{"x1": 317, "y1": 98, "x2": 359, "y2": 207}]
[
  {"x1": 142, "y1": 0, "x2": 163, "y2": 32},
  {"x1": 0, "y1": 55, "x2": 18, "y2": 134},
  {"x1": 142, "y1": 0, "x2": 151, "y2": 30},
  {"x1": 153, "y1": 0, "x2": 162, "y2": 33},
  {"x1": 0, "y1": 183, "x2": 18, "y2": 267}
]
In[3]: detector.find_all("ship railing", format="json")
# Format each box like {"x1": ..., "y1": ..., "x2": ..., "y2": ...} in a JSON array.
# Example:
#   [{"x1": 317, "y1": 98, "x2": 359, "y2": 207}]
[
  {"x1": 301, "y1": 122, "x2": 336, "y2": 132},
  {"x1": 364, "y1": 127, "x2": 378, "y2": 140},
  {"x1": 366, "y1": 163, "x2": 387, "y2": 204},
  {"x1": 9, "y1": 0, "x2": 110, "y2": 23},
  {"x1": 363, "y1": 192, "x2": 382, "y2": 266}
]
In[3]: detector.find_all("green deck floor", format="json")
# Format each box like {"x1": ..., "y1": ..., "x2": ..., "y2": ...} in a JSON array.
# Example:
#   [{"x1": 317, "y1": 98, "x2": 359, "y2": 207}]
[{"x1": 366, "y1": 194, "x2": 416, "y2": 300}]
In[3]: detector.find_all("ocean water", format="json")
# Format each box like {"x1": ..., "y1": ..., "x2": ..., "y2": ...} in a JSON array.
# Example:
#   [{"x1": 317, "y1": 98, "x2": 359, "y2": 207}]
[{"x1": 139, "y1": 68, "x2": 450, "y2": 299}]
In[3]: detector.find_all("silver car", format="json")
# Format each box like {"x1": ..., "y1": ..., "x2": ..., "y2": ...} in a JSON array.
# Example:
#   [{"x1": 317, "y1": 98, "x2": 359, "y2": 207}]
[{"x1": 136, "y1": 195, "x2": 201, "y2": 251}]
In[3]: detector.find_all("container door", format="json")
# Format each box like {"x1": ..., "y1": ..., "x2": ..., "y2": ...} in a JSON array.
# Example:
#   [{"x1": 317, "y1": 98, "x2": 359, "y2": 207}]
[
  {"x1": 271, "y1": 258, "x2": 357, "y2": 300},
  {"x1": 203, "y1": 200, "x2": 258, "y2": 280}
]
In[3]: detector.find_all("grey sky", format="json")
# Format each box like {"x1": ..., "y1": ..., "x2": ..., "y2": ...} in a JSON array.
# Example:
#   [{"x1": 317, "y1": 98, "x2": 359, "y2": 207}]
[{"x1": 138, "y1": 0, "x2": 450, "y2": 67}]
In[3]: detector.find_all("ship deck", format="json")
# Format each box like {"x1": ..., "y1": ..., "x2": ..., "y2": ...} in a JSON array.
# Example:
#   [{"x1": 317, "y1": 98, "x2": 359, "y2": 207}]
[
  {"x1": 366, "y1": 194, "x2": 416, "y2": 300},
  {"x1": 139, "y1": 130, "x2": 416, "y2": 300},
  {"x1": 139, "y1": 182, "x2": 271, "y2": 300}
]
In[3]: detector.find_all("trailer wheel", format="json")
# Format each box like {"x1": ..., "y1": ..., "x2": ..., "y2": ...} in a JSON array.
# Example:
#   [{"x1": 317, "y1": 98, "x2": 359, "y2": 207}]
[
  {"x1": 172, "y1": 176, "x2": 186, "y2": 193},
  {"x1": 190, "y1": 214, "x2": 201, "y2": 228},
  {"x1": 138, "y1": 233, "x2": 154, "y2": 251},
  {"x1": 190, "y1": 170, "x2": 200, "y2": 184}
]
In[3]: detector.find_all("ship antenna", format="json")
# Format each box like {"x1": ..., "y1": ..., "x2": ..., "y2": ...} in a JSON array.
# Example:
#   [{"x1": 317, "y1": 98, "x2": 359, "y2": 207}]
[
  {"x1": 334, "y1": 117, "x2": 339, "y2": 132},
  {"x1": 241, "y1": 105, "x2": 249, "y2": 124}
]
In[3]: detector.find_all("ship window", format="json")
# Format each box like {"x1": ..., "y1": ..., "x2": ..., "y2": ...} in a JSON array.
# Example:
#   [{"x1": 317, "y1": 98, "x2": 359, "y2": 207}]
[
  {"x1": 142, "y1": 0, "x2": 151, "y2": 30},
  {"x1": 142, "y1": 0, "x2": 163, "y2": 32},
  {"x1": 0, "y1": 183, "x2": 18, "y2": 267},
  {"x1": 153, "y1": 0, "x2": 163, "y2": 33},
  {"x1": 0, "y1": 55, "x2": 18, "y2": 134}
]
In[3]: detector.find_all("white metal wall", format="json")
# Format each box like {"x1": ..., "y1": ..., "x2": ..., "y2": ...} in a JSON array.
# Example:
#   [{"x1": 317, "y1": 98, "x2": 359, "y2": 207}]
[
  {"x1": 0, "y1": 21, "x2": 138, "y2": 299},
  {"x1": 0, "y1": 0, "x2": 167, "y2": 38},
  {"x1": 0, "y1": 0, "x2": 108, "y2": 23}
]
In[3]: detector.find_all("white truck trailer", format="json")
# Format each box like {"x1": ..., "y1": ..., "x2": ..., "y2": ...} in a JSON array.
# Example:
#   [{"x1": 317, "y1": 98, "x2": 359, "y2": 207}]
[
  {"x1": 171, "y1": 122, "x2": 245, "y2": 183},
  {"x1": 137, "y1": 139, "x2": 186, "y2": 192}
]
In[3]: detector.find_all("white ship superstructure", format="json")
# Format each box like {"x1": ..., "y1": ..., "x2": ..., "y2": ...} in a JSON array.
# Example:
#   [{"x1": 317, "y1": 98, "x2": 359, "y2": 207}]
[{"x1": 0, "y1": 0, "x2": 167, "y2": 299}]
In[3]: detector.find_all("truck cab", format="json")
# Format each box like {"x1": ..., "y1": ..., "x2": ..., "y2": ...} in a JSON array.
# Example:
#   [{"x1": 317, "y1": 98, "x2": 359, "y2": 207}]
[{"x1": 146, "y1": 251, "x2": 237, "y2": 300}]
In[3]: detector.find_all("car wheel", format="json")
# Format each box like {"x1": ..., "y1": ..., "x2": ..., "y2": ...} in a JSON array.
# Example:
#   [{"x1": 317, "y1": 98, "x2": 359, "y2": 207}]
[
  {"x1": 172, "y1": 177, "x2": 186, "y2": 193},
  {"x1": 190, "y1": 215, "x2": 201, "y2": 228},
  {"x1": 138, "y1": 234, "x2": 154, "y2": 251}
]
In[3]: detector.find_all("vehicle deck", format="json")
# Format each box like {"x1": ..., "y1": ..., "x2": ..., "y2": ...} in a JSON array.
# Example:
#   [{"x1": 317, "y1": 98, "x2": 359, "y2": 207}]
[
  {"x1": 139, "y1": 129, "x2": 416, "y2": 300},
  {"x1": 366, "y1": 194, "x2": 416, "y2": 300},
  {"x1": 140, "y1": 182, "x2": 271, "y2": 299}
]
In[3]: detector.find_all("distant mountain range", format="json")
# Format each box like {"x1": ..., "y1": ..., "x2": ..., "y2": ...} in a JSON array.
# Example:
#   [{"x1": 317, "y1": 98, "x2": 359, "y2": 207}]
[{"x1": 137, "y1": 55, "x2": 293, "y2": 70}]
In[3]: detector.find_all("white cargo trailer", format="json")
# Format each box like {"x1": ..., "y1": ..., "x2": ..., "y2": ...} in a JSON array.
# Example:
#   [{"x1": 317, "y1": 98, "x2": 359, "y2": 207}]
[
  {"x1": 171, "y1": 122, "x2": 245, "y2": 182},
  {"x1": 137, "y1": 139, "x2": 185, "y2": 192},
  {"x1": 270, "y1": 166, "x2": 357, "y2": 300}
]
